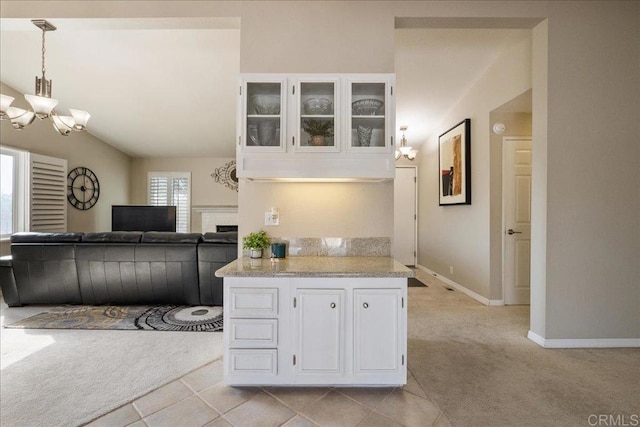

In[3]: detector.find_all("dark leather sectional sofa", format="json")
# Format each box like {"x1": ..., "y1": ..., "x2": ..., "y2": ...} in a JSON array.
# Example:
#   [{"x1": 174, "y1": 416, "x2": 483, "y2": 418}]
[{"x1": 0, "y1": 231, "x2": 238, "y2": 307}]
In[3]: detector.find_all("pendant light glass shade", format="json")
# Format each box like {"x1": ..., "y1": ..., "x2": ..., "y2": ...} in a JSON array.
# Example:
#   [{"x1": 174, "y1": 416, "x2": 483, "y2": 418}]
[
  {"x1": 7, "y1": 107, "x2": 36, "y2": 129},
  {"x1": 0, "y1": 94, "x2": 15, "y2": 118},
  {"x1": 69, "y1": 109, "x2": 91, "y2": 131},
  {"x1": 25, "y1": 94, "x2": 59, "y2": 119},
  {"x1": 51, "y1": 114, "x2": 75, "y2": 136}
]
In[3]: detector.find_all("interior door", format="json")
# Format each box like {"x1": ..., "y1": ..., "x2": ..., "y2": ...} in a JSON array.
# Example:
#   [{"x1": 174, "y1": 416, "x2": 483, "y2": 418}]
[
  {"x1": 393, "y1": 166, "x2": 417, "y2": 265},
  {"x1": 296, "y1": 289, "x2": 344, "y2": 374},
  {"x1": 503, "y1": 137, "x2": 532, "y2": 305}
]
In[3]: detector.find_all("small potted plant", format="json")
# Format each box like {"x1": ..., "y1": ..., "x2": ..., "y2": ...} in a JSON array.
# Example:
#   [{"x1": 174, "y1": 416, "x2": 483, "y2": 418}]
[
  {"x1": 242, "y1": 229, "x2": 270, "y2": 259},
  {"x1": 302, "y1": 119, "x2": 334, "y2": 146}
]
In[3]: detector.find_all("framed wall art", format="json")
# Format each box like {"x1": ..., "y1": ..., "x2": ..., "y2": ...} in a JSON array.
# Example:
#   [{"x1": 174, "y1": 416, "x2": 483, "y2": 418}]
[
  {"x1": 439, "y1": 118, "x2": 471, "y2": 205},
  {"x1": 212, "y1": 160, "x2": 239, "y2": 192}
]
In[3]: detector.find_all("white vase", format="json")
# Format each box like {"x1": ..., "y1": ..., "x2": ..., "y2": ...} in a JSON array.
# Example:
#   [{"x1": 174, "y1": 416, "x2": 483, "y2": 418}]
[{"x1": 250, "y1": 248, "x2": 263, "y2": 259}]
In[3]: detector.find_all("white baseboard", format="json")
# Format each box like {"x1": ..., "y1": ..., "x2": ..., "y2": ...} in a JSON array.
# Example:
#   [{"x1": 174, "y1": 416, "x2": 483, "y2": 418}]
[
  {"x1": 416, "y1": 264, "x2": 504, "y2": 306},
  {"x1": 528, "y1": 330, "x2": 640, "y2": 348}
]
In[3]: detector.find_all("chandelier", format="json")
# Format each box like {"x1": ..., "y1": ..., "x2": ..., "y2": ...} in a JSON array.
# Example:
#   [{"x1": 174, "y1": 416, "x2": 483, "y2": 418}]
[
  {"x1": 0, "y1": 19, "x2": 90, "y2": 136},
  {"x1": 395, "y1": 126, "x2": 417, "y2": 160}
]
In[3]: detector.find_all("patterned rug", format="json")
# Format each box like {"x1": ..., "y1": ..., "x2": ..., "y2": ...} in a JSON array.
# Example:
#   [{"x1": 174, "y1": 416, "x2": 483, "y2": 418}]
[{"x1": 5, "y1": 305, "x2": 223, "y2": 332}]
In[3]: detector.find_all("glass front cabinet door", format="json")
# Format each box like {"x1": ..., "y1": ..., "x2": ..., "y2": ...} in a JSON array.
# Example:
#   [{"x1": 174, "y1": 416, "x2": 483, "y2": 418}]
[
  {"x1": 242, "y1": 79, "x2": 286, "y2": 152},
  {"x1": 347, "y1": 78, "x2": 393, "y2": 153},
  {"x1": 294, "y1": 78, "x2": 340, "y2": 152}
]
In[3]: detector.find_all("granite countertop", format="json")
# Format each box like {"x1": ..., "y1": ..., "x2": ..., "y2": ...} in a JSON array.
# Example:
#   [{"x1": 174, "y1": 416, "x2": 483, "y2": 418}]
[{"x1": 215, "y1": 256, "x2": 415, "y2": 278}]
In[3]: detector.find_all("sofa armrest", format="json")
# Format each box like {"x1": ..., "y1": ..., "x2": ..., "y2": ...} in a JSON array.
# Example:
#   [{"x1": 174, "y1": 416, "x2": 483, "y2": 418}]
[{"x1": 0, "y1": 255, "x2": 21, "y2": 307}]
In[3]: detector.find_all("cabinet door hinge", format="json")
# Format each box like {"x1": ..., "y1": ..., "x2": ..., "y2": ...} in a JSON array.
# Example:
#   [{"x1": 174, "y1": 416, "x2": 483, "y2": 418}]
[
  {"x1": 293, "y1": 297, "x2": 297, "y2": 308},
  {"x1": 238, "y1": 136, "x2": 241, "y2": 146},
  {"x1": 292, "y1": 85, "x2": 296, "y2": 95},
  {"x1": 402, "y1": 354, "x2": 405, "y2": 366},
  {"x1": 292, "y1": 136, "x2": 295, "y2": 146},
  {"x1": 391, "y1": 136, "x2": 394, "y2": 146},
  {"x1": 414, "y1": 214, "x2": 417, "y2": 220},
  {"x1": 414, "y1": 176, "x2": 417, "y2": 183},
  {"x1": 239, "y1": 86, "x2": 242, "y2": 96},
  {"x1": 402, "y1": 297, "x2": 404, "y2": 308},
  {"x1": 390, "y1": 86, "x2": 393, "y2": 96},
  {"x1": 293, "y1": 354, "x2": 296, "y2": 365}
]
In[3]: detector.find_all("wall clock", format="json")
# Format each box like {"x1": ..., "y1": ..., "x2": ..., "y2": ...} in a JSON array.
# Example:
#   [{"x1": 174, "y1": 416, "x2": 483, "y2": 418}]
[{"x1": 67, "y1": 167, "x2": 100, "y2": 210}]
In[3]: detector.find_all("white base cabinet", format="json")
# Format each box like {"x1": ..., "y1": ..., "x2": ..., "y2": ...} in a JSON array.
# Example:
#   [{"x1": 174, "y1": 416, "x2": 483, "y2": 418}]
[{"x1": 223, "y1": 277, "x2": 407, "y2": 386}]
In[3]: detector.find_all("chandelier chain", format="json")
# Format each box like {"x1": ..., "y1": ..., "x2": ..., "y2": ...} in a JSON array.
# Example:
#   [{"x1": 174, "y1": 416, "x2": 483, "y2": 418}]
[{"x1": 41, "y1": 28, "x2": 46, "y2": 77}]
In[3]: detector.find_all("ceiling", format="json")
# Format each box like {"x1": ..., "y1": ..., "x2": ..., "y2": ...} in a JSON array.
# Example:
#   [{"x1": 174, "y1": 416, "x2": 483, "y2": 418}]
[{"x1": 1, "y1": 18, "x2": 530, "y2": 158}]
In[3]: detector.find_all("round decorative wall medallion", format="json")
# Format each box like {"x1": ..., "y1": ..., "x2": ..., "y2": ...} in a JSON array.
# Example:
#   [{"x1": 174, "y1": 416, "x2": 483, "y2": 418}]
[
  {"x1": 67, "y1": 166, "x2": 100, "y2": 210},
  {"x1": 212, "y1": 160, "x2": 238, "y2": 192}
]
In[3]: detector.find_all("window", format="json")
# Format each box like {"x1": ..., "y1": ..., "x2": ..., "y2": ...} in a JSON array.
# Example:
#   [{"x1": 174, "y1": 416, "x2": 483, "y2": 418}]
[
  {"x1": 0, "y1": 146, "x2": 28, "y2": 239},
  {"x1": 0, "y1": 147, "x2": 66, "y2": 237},
  {"x1": 148, "y1": 172, "x2": 191, "y2": 233}
]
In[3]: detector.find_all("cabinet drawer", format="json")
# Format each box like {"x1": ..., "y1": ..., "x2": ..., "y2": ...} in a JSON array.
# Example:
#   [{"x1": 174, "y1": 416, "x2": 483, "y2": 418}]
[
  {"x1": 229, "y1": 319, "x2": 278, "y2": 348},
  {"x1": 229, "y1": 288, "x2": 278, "y2": 317},
  {"x1": 228, "y1": 349, "x2": 277, "y2": 375}
]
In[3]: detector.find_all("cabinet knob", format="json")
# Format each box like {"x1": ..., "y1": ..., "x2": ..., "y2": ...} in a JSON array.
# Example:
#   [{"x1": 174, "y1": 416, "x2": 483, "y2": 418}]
[
  {"x1": 330, "y1": 302, "x2": 336, "y2": 309},
  {"x1": 363, "y1": 302, "x2": 369, "y2": 309}
]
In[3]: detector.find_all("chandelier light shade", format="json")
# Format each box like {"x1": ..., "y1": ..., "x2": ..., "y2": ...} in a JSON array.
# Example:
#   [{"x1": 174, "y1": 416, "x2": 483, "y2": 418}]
[
  {"x1": 395, "y1": 125, "x2": 417, "y2": 161},
  {"x1": 0, "y1": 19, "x2": 90, "y2": 136}
]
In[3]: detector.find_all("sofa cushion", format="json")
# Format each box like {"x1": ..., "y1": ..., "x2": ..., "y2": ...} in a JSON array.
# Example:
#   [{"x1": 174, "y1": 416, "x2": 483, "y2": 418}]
[
  {"x1": 202, "y1": 232, "x2": 238, "y2": 244},
  {"x1": 10, "y1": 244, "x2": 82, "y2": 305},
  {"x1": 11, "y1": 232, "x2": 84, "y2": 243},
  {"x1": 82, "y1": 231, "x2": 143, "y2": 243},
  {"x1": 141, "y1": 232, "x2": 203, "y2": 244},
  {"x1": 76, "y1": 243, "x2": 200, "y2": 305}
]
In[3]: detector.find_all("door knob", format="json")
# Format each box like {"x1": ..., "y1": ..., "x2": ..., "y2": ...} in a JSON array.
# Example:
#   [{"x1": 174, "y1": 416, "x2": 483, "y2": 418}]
[
  {"x1": 363, "y1": 302, "x2": 369, "y2": 309},
  {"x1": 507, "y1": 229, "x2": 522, "y2": 235},
  {"x1": 330, "y1": 302, "x2": 336, "y2": 309}
]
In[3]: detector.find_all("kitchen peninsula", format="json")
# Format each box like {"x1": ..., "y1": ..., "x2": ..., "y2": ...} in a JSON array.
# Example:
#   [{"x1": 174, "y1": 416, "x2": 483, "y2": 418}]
[{"x1": 215, "y1": 254, "x2": 414, "y2": 386}]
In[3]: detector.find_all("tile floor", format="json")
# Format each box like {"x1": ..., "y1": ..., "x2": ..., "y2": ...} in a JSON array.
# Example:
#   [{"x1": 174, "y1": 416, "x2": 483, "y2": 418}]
[
  {"x1": 85, "y1": 358, "x2": 450, "y2": 427},
  {"x1": 85, "y1": 269, "x2": 450, "y2": 427}
]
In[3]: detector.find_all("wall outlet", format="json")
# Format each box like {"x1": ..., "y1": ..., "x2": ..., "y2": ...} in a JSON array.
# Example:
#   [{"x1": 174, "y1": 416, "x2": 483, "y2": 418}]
[
  {"x1": 449, "y1": 266, "x2": 454, "y2": 275},
  {"x1": 265, "y1": 211, "x2": 279, "y2": 226}
]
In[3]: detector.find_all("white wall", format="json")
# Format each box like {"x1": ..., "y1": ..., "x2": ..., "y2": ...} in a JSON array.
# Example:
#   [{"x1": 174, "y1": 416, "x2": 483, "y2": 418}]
[
  {"x1": 238, "y1": 181, "x2": 394, "y2": 244},
  {"x1": 0, "y1": 82, "x2": 131, "y2": 255},
  {"x1": 130, "y1": 157, "x2": 238, "y2": 206},
  {"x1": 2, "y1": 0, "x2": 638, "y2": 342},
  {"x1": 418, "y1": 35, "x2": 533, "y2": 299},
  {"x1": 237, "y1": 1, "x2": 396, "y2": 243},
  {"x1": 130, "y1": 157, "x2": 239, "y2": 232},
  {"x1": 542, "y1": 2, "x2": 639, "y2": 340}
]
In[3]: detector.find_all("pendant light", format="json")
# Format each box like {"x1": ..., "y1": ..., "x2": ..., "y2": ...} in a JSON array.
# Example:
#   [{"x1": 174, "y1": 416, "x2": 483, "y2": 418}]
[
  {"x1": 0, "y1": 19, "x2": 90, "y2": 135},
  {"x1": 395, "y1": 126, "x2": 417, "y2": 160}
]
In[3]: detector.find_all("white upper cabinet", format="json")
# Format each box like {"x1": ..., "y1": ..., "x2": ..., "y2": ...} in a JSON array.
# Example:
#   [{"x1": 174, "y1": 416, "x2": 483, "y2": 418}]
[
  {"x1": 241, "y1": 78, "x2": 287, "y2": 153},
  {"x1": 294, "y1": 77, "x2": 340, "y2": 153},
  {"x1": 237, "y1": 73, "x2": 395, "y2": 180},
  {"x1": 347, "y1": 77, "x2": 392, "y2": 153}
]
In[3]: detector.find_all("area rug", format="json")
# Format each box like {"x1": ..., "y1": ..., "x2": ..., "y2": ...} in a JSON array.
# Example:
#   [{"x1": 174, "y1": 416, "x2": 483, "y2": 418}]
[
  {"x1": 408, "y1": 277, "x2": 428, "y2": 287},
  {"x1": 5, "y1": 305, "x2": 223, "y2": 332}
]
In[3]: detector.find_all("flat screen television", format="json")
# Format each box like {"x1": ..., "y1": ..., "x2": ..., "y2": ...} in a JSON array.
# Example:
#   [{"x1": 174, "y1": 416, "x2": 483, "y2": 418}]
[{"x1": 111, "y1": 205, "x2": 177, "y2": 232}]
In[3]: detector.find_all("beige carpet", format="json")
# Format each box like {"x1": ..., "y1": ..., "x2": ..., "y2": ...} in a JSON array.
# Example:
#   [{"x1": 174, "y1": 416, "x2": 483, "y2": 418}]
[
  {"x1": 408, "y1": 269, "x2": 640, "y2": 426},
  {"x1": 2, "y1": 273, "x2": 638, "y2": 427},
  {"x1": 0, "y1": 297, "x2": 223, "y2": 427}
]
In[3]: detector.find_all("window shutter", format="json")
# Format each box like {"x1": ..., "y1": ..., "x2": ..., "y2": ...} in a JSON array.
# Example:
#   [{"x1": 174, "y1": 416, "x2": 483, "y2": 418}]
[
  {"x1": 29, "y1": 153, "x2": 67, "y2": 232},
  {"x1": 148, "y1": 172, "x2": 190, "y2": 233},
  {"x1": 172, "y1": 177, "x2": 189, "y2": 233},
  {"x1": 149, "y1": 176, "x2": 169, "y2": 206}
]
